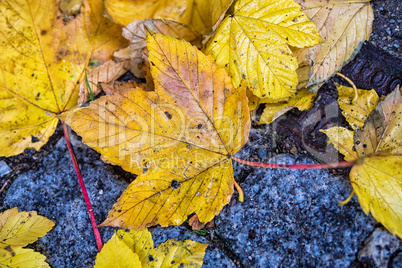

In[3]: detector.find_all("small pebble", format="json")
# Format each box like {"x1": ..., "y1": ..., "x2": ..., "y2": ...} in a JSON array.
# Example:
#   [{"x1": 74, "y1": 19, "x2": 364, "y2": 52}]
[
  {"x1": 99, "y1": 190, "x2": 103, "y2": 195},
  {"x1": 0, "y1": 161, "x2": 12, "y2": 177}
]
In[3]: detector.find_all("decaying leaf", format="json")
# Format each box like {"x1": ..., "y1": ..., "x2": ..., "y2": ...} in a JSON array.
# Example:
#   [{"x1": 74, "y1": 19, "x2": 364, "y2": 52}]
[
  {"x1": 0, "y1": 0, "x2": 128, "y2": 157},
  {"x1": 61, "y1": 33, "x2": 250, "y2": 229},
  {"x1": 0, "y1": 208, "x2": 54, "y2": 268},
  {"x1": 205, "y1": 0, "x2": 321, "y2": 101},
  {"x1": 121, "y1": 19, "x2": 203, "y2": 79},
  {"x1": 259, "y1": 88, "x2": 316, "y2": 124},
  {"x1": 350, "y1": 155, "x2": 402, "y2": 238},
  {"x1": 104, "y1": 0, "x2": 233, "y2": 35},
  {"x1": 320, "y1": 126, "x2": 357, "y2": 161},
  {"x1": 336, "y1": 83, "x2": 380, "y2": 130},
  {"x1": 78, "y1": 60, "x2": 131, "y2": 105},
  {"x1": 95, "y1": 228, "x2": 208, "y2": 268},
  {"x1": 294, "y1": 0, "x2": 373, "y2": 88},
  {"x1": 100, "y1": 81, "x2": 147, "y2": 95}
]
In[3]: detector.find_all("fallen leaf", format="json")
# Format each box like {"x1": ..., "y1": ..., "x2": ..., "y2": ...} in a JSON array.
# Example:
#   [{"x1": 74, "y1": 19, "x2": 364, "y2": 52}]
[
  {"x1": 0, "y1": 0, "x2": 128, "y2": 157},
  {"x1": 259, "y1": 88, "x2": 316, "y2": 124},
  {"x1": 188, "y1": 214, "x2": 206, "y2": 230},
  {"x1": 116, "y1": 229, "x2": 153, "y2": 266},
  {"x1": 59, "y1": 0, "x2": 84, "y2": 15},
  {"x1": 0, "y1": 247, "x2": 50, "y2": 268},
  {"x1": 100, "y1": 81, "x2": 147, "y2": 95},
  {"x1": 122, "y1": 19, "x2": 203, "y2": 79},
  {"x1": 319, "y1": 127, "x2": 357, "y2": 161},
  {"x1": 104, "y1": 0, "x2": 233, "y2": 35},
  {"x1": 94, "y1": 232, "x2": 141, "y2": 268},
  {"x1": 61, "y1": 33, "x2": 250, "y2": 229},
  {"x1": 294, "y1": 0, "x2": 373, "y2": 87},
  {"x1": 0, "y1": 207, "x2": 54, "y2": 248},
  {"x1": 354, "y1": 86, "x2": 402, "y2": 156},
  {"x1": 205, "y1": 0, "x2": 321, "y2": 101},
  {"x1": 350, "y1": 155, "x2": 402, "y2": 238},
  {"x1": 336, "y1": 83, "x2": 380, "y2": 130}
]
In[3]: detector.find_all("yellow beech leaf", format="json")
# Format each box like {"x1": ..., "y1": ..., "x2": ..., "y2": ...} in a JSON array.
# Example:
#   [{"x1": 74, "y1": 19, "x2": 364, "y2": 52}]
[
  {"x1": 116, "y1": 229, "x2": 153, "y2": 266},
  {"x1": 61, "y1": 33, "x2": 250, "y2": 229},
  {"x1": 350, "y1": 155, "x2": 402, "y2": 238},
  {"x1": 122, "y1": 19, "x2": 203, "y2": 79},
  {"x1": 336, "y1": 83, "x2": 380, "y2": 130},
  {"x1": 0, "y1": 247, "x2": 50, "y2": 268},
  {"x1": 320, "y1": 127, "x2": 357, "y2": 161},
  {"x1": 354, "y1": 86, "x2": 402, "y2": 157},
  {"x1": 0, "y1": 207, "x2": 54, "y2": 248},
  {"x1": 104, "y1": 0, "x2": 233, "y2": 35},
  {"x1": 94, "y1": 232, "x2": 141, "y2": 268},
  {"x1": 259, "y1": 88, "x2": 316, "y2": 124},
  {"x1": 0, "y1": 0, "x2": 128, "y2": 157},
  {"x1": 294, "y1": 0, "x2": 373, "y2": 87},
  {"x1": 145, "y1": 239, "x2": 207, "y2": 268},
  {"x1": 205, "y1": 0, "x2": 321, "y2": 101}
]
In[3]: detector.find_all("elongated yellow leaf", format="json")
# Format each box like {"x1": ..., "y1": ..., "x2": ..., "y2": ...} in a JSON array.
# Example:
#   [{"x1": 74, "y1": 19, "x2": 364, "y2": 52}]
[
  {"x1": 320, "y1": 127, "x2": 357, "y2": 161},
  {"x1": 0, "y1": 0, "x2": 128, "y2": 157},
  {"x1": 336, "y1": 83, "x2": 379, "y2": 130},
  {"x1": 205, "y1": 0, "x2": 321, "y2": 101},
  {"x1": 0, "y1": 208, "x2": 54, "y2": 248},
  {"x1": 350, "y1": 155, "x2": 402, "y2": 238},
  {"x1": 116, "y1": 229, "x2": 153, "y2": 266},
  {"x1": 94, "y1": 232, "x2": 141, "y2": 268},
  {"x1": 61, "y1": 33, "x2": 250, "y2": 229},
  {"x1": 294, "y1": 0, "x2": 373, "y2": 87},
  {"x1": 145, "y1": 239, "x2": 207, "y2": 268},
  {"x1": 354, "y1": 86, "x2": 402, "y2": 156},
  {"x1": 104, "y1": 0, "x2": 233, "y2": 35},
  {"x1": 0, "y1": 247, "x2": 50, "y2": 268},
  {"x1": 259, "y1": 88, "x2": 316, "y2": 124}
]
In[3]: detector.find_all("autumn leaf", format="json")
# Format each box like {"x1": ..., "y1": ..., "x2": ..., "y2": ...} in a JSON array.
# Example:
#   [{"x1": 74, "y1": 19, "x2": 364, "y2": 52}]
[
  {"x1": 259, "y1": 88, "x2": 316, "y2": 124},
  {"x1": 321, "y1": 86, "x2": 402, "y2": 238},
  {"x1": 336, "y1": 83, "x2": 379, "y2": 130},
  {"x1": 95, "y1": 228, "x2": 207, "y2": 268},
  {"x1": 61, "y1": 33, "x2": 250, "y2": 229},
  {"x1": 104, "y1": 0, "x2": 233, "y2": 35},
  {"x1": 205, "y1": 0, "x2": 321, "y2": 101},
  {"x1": 0, "y1": 208, "x2": 54, "y2": 268},
  {"x1": 320, "y1": 126, "x2": 357, "y2": 161},
  {"x1": 0, "y1": 0, "x2": 128, "y2": 157},
  {"x1": 120, "y1": 19, "x2": 203, "y2": 79},
  {"x1": 294, "y1": 0, "x2": 373, "y2": 88}
]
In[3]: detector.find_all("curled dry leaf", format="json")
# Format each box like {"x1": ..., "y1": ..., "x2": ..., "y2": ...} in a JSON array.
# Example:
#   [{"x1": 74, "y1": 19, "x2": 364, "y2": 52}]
[
  {"x1": 100, "y1": 81, "x2": 147, "y2": 95},
  {"x1": 104, "y1": 0, "x2": 233, "y2": 35},
  {"x1": 0, "y1": 0, "x2": 128, "y2": 156},
  {"x1": 336, "y1": 83, "x2": 380, "y2": 130},
  {"x1": 78, "y1": 60, "x2": 131, "y2": 105},
  {"x1": 205, "y1": 0, "x2": 321, "y2": 101},
  {"x1": 61, "y1": 33, "x2": 250, "y2": 229},
  {"x1": 294, "y1": 0, "x2": 373, "y2": 88},
  {"x1": 122, "y1": 19, "x2": 203, "y2": 79},
  {"x1": 259, "y1": 88, "x2": 316, "y2": 124}
]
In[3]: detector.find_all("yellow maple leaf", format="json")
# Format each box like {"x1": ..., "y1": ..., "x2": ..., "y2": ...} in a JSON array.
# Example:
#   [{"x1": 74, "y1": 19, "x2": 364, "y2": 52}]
[
  {"x1": 0, "y1": 0, "x2": 128, "y2": 157},
  {"x1": 61, "y1": 33, "x2": 250, "y2": 229},
  {"x1": 259, "y1": 88, "x2": 316, "y2": 124},
  {"x1": 336, "y1": 83, "x2": 380, "y2": 130},
  {"x1": 205, "y1": 0, "x2": 321, "y2": 101},
  {"x1": 0, "y1": 208, "x2": 54, "y2": 268},
  {"x1": 95, "y1": 228, "x2": 208, "y2": 268},
  {"x1": 294, "y1": 0, "x2": 373, "y2": 88},
  {"x1": 104, "y1": 0, "x2": 233, "y2": 35}
]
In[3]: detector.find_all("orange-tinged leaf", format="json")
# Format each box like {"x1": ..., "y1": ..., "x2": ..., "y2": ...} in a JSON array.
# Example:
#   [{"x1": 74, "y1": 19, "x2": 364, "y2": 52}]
[
  {"x1": 104, "y1": 0, "x2": 233, "y2": 35},
  {"x1": 205, "y1": 0, "x2": 321, "y2": 101},
  {"x1": 350, "y1": 155, "x2": 402, "y2": 238},
  {"x1": 294, "y1": 0, "x2": 373, "y2": 87},
  {"x1": 336, "y1": 83, "x2": 380, "y2": 130},
  {"x1": 0, "y1": 247, "x2": 50, "y2": 268},
  {"x1": 61, "y1": 33, "x2": 250, "y2": 229},
  {"x1": 354, "y1": 86, "x2": 402, "y2": 157},
  {"x1": 0, "y1": 208, "x2": 54, "y2": 248},
  {"x1": 320, "y1": 127, "x2": 357, "y2": 161},
  {"x1": 94, "y1": 232, "x2": 141, "y2": 268},
  {"x1": 0, "y1": 0, "x2": 128, "y2": 157},
  {"x1": 122, "y1": 19, "x2": 203, "y2": 79},
  {"x1": 259, "y1": 88, "x2": 316, "y2": 124}
]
